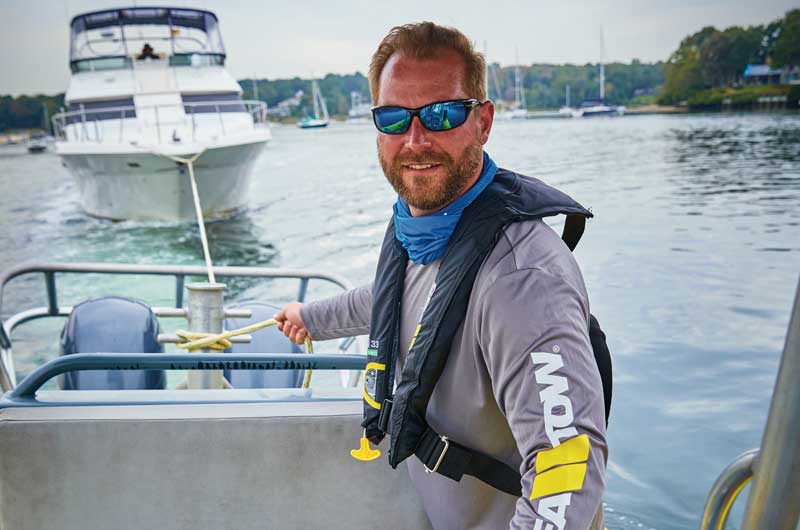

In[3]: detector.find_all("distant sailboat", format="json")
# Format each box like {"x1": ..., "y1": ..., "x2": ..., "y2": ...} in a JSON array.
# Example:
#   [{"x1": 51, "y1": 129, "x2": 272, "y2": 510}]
[
  {"x1": 299, "y1": 79, "x2": 330, "y2": 129},
  {"x1": 573, "y1": 28, "x2": 625, "y2": 118},
  {"x1": 496, "y1": 49, "x2": 528, "y2": 120}
]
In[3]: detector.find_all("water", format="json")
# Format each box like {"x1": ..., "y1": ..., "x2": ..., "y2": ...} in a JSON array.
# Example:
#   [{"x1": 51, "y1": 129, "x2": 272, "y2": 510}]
[{"x1": 1, "y1": 113, "x2": 799, "y2": 530}]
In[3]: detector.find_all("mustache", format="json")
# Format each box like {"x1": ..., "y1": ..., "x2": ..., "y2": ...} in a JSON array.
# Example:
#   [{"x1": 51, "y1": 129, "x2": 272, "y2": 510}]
[{"x1": 393, "y1": 151, "x2": 452, "y2": 166}]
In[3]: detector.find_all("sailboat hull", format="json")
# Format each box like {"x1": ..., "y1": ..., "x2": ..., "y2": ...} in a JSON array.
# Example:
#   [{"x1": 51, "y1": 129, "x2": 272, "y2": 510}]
[{"x1": 297, "y1": 119, "x2": 329, "y2": 129}]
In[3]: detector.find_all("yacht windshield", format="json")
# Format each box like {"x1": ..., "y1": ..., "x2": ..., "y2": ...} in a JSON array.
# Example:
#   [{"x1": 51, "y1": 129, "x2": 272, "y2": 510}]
[{"x1": 69, "y1": 7, "x2": 226, "y2": 72}]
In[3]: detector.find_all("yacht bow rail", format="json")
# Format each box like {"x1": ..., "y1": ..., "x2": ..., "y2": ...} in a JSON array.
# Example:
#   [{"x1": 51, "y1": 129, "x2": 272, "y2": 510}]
[
  {"x1": 0, "y1": 262, "x2": 360, "y2": 391},
  {"x1": 51, "y1": 99, "x2": 268, "y2": 144}
]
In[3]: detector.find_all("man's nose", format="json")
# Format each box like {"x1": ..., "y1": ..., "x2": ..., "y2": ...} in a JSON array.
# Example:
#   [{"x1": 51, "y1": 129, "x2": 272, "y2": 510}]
[{"x1": 404, "y1": 116, "x2": 431, "y2": 148}]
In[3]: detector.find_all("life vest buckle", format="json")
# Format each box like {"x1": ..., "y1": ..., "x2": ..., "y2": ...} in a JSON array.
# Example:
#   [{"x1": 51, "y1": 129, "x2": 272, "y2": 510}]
[
  {"x1": 423, "y1": 435, "x2": 449, "y2": 474},
  {"x1": 378, "y1": 398, "x2": 393, "y2": 433}
]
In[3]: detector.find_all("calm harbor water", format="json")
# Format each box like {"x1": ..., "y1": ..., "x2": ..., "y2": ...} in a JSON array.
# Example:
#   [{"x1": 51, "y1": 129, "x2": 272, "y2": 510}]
[{"x1": 1, "y1": 113, "x2": 799, "y2": 530}]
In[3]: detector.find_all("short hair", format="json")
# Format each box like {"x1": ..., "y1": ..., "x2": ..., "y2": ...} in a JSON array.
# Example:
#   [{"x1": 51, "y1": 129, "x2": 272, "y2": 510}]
[{"x1": 368, "y1": 22, "x2": 487, "y2": 104}]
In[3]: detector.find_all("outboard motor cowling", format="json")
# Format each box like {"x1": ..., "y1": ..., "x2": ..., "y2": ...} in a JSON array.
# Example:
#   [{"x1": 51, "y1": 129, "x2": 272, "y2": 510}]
[
  {"x1": 224, "y1": 302, "x2": 302, "y2": 388},
  {"x1": 60, "y1": 296, "x2": 166, "y2": 390}
]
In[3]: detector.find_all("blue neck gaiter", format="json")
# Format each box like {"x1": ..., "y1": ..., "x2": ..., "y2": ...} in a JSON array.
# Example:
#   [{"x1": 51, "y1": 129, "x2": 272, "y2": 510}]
[{"x1": 393, "y1": 152, "x2": 498, "y2": 265}]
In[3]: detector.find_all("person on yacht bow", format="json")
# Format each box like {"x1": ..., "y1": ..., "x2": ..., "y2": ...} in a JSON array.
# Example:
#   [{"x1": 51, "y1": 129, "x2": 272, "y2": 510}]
[{"x1": 275, "y1": 22, "x2": 608, "y2": 530}]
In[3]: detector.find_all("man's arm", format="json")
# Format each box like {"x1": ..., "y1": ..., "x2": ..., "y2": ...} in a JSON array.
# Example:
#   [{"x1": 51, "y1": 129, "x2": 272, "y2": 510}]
[
  {"x1": 275, "y1": 283, "x2": 373, "y2": 344},
  {"x1": 477, "y1": 268, "x2": 607, "y2": 530}
]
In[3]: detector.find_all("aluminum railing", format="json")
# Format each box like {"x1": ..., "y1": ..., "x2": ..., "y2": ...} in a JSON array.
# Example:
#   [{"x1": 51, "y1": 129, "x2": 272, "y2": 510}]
[
  {"x1": 700, "y1": 278, "x2": 800, "y2": 530},
  {"x1": 51, "y1": 99, "x2": 268, "y2": 144},
  {"x1": 0, "y1": 262, "x2": 362, "y2": 392}
]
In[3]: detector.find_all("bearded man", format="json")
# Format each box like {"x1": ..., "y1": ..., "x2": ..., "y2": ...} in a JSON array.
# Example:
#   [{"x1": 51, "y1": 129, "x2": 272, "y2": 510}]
[{"x1": 276, "y1": 22, "x2": 609, "y2": 530}]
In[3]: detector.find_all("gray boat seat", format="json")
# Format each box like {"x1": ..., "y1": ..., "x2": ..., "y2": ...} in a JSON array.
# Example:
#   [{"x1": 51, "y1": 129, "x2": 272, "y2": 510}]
[
  {"x1": 59, "y1": 296, "x2": 166, "y2": 390},
  {"x1": 224, "y1": 302, "x2": 303, "y2": 388}
]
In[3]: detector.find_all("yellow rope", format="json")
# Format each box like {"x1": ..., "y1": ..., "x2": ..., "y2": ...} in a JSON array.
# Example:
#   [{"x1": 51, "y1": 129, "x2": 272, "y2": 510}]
[
  {"x1": 154, "y1": 150, "x2": 314, "y2": 388},
  {"x1": 175, "y1": 318, "x2": 314, "y2": 388},
  {"x1": 160, "y1": 151, "x2": 214, "y2": 284}
]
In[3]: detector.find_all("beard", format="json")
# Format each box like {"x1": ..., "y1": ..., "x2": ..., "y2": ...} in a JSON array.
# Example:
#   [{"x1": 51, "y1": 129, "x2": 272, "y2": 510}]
[{"x1": 379, "y1": 140, "x2": 484, "y2": 212}]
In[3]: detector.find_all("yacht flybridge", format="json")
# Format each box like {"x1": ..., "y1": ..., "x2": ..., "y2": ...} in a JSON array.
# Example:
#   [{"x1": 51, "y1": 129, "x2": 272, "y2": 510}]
[{"x1": 53, "y1": 8, "x2": 271, "y2": 221}]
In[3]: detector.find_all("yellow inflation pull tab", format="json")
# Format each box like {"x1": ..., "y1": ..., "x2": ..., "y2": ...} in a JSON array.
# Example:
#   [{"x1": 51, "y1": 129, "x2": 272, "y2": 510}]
[{"x1": 350, "y1": 432, "x2": 381, "y2": 462}]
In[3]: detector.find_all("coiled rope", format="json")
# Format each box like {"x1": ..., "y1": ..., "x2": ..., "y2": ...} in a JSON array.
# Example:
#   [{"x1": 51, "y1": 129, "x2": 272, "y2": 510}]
[{"x1": 161, "y1": 150, "x2": 313, "y2": 388}]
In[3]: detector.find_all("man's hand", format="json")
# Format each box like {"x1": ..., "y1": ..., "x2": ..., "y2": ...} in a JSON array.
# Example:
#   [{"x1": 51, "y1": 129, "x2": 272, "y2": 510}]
[{"x1": 274, "y1": 302, "x2": 310, "y2": 345}]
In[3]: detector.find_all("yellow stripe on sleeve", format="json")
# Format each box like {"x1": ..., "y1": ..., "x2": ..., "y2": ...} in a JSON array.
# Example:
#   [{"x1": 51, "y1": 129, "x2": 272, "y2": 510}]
[
  {"x1": 408, "y1": 324, "x2": 422, "y2": 351},
  {"x1": 530, "y1": 462, "x2": 588, "y2": 500},
  {"x1": 535, "y1": 434, "x2": 590, "y2": 473}
]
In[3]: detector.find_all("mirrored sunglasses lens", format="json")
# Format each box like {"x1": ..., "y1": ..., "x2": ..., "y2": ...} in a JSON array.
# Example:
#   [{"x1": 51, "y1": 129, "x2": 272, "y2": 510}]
[
  {"x1": 420, "y1": 101, "x2": 468, "y2": 131},
  {"x1": 374, "y1": 108, "x2": 411, "y2": 134}
]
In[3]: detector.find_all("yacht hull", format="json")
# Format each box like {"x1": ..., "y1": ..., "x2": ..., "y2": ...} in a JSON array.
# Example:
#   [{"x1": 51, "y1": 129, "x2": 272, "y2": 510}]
[{"x1": 59, "y1": 140, "x2": 267, "y2": 221}]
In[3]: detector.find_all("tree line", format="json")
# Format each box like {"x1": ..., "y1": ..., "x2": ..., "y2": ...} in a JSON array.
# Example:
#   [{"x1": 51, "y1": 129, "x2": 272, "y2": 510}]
[
  {"x1": 1, "y1": 60, "x2": 665, "y2": 132},
  {"x1": 241, "y1": 61, "x2": 664, "y2": 117},
  {"x1": 658, "y1": 8, "x2": 800, "y2": 105},
  {"x1": 0, "y1": 95, "x2": 63, "y2": 133}
]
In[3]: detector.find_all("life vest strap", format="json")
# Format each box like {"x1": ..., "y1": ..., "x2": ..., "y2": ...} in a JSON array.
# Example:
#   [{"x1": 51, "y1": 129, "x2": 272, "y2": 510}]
[{"x1": 416, "y1": 427, "x2": 522, "y2": 497}]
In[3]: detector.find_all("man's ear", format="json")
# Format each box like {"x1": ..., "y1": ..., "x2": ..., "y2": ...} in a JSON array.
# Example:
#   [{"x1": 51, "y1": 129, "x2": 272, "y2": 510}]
[{"x1": 479, "y1": 101, "x2": 494, "y2": 145}]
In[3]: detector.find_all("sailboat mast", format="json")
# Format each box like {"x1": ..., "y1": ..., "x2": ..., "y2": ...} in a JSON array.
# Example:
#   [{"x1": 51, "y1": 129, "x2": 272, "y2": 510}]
[
  {"x1": 42, "y1": 102, "x2": 50, "y2": 133},
  {"x1": 600, "y1": 64, "x2": 605, "y2": 101},
  {"x1": 599, "y1": 26, "x2": 606, "y2": 102},
  {"x1": 514, "y1": 47, "x2": 525, "y2": 109},
  {"x1": 312, "y1": 80, "x2": 321, "y2": 119}
]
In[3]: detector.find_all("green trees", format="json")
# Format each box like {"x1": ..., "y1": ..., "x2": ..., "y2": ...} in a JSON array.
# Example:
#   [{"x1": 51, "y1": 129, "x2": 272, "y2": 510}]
[
  {"x1": 0, "y1": 95, "x2": 63, "y2": 133},
  {"x1": 658, "y1": 9, "x2": 799, "y2": 105},
  {"x1": 487, "y1": 61, "x2": 663, "y2": 109},
  {"x1": 772, "y1": 9, "x2": 800, "y2": 67}
]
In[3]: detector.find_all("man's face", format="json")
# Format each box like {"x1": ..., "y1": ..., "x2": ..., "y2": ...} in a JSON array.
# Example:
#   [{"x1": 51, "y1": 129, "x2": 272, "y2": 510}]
[{"x1": 376, "y1": 50, "x2": 493, "y2": 214}]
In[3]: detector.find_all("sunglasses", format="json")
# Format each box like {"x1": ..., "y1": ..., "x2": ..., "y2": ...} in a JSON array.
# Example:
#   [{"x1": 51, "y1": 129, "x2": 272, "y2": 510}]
[{"x1": 372, "y1": 98, "x2": 483, "y2": 135}]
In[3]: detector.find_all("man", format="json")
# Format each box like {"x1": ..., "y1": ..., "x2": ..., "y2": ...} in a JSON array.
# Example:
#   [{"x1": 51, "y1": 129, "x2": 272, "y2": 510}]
[
  {"x1": 276, "y1": 22, "x2": 607, "y2": 530},
  {"x1": 137, "y1": 43, "x2": 158, "y2": 61}
]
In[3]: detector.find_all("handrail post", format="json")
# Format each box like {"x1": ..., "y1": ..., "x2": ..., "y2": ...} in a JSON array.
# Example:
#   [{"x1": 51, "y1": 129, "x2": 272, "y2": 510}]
[
  {"x1": 191, "y1": 105, "x2": 196, "y2": 142},
  {"x1": 154, "y1": 105, "x2": 161, "y2": 144},
  {"x1": 216, "y1": 104, "x2": 225, "y2": 135},
  {"x1": 175, "y1": 274, "x2": 185, "y2": 308},
  {"x1": 741, "y1": 279, "x2": 800, "y2": 530},
  {"x1": 80, "y1": 104, "x2": 87, "y2": 142},
  {"x1": 297, "y1": 278, "x2": 309, "y2": 303},
  {"x1": 44, "y1": 272, "x2": 58, "y2": 315}
]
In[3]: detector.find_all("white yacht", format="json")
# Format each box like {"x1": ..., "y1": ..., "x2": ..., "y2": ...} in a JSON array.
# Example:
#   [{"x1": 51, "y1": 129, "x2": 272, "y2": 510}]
[{"x1": 53, "y1": 7, "x2": 271, "y2": 221}]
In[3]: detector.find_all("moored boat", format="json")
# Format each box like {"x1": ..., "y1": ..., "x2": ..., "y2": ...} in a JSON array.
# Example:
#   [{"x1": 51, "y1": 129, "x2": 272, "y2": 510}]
[{"x1": 298, "y1": 79, "x2": 329, "y2": 128}]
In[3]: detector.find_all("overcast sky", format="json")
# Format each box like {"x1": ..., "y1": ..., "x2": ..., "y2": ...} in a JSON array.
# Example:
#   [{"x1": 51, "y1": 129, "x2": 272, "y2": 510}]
[{"x1": 1, "y1": 0, "x2": 796, "y2": 95}]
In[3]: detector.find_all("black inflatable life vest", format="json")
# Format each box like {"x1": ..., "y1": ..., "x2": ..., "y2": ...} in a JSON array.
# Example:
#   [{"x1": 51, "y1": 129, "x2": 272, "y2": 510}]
[{"x1": 362, "y1": 168, "x2": 612, "y2": 497}]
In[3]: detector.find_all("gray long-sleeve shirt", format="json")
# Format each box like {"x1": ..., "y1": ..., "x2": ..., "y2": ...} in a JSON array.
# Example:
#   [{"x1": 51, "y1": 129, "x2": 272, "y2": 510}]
[{"x1": 302, "y1": 218, "x2": 607, "y2": 530}]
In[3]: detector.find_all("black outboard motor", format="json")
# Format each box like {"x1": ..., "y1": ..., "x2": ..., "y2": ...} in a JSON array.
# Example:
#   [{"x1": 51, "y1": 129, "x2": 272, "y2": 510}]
[
  {"x1": 60, "y1": 296, "x2": 166, "y2": 390},
  {"x1": 223, "y1": 302, "x2": 303, "y2": 388}
]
